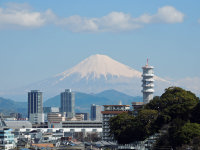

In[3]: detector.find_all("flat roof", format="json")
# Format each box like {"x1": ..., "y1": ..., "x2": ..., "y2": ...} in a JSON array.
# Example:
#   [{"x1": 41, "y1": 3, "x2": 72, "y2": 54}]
[
  {"x1": 32, "y1": 143, "x2": 54, "y2": 148},
  {"x1": 103, "y1": 105, "x2": 130, "y2": 106},
  {"x1": 101, "y1": 111, "x2": 128, "y2": 114}
]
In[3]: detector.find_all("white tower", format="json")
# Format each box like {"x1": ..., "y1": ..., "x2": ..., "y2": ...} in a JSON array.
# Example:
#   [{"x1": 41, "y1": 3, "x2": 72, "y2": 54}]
[{"x1": 142, "y1": 59, "x2": 154, "y2": 104}]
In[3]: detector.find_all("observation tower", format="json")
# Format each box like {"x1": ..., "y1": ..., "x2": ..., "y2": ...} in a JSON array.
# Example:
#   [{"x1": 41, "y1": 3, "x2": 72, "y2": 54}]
[{"x1": 142, "y1": 59, "x2": 154, "y2": 104}]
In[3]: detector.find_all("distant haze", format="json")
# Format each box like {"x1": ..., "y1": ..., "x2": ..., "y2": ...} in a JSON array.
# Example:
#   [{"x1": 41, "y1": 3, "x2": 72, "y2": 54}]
[{"x1": 1, "y1": 54, "x2": 171, "y2": 101}]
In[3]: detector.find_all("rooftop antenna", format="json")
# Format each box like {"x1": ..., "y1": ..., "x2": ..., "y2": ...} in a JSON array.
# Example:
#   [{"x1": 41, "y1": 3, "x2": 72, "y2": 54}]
[
  {"x1": 119, "y1": 101, "x2": 122, "y2": 105},
  {"x1": 146, "y1": 58, "x2": 149, "y2": 66}
]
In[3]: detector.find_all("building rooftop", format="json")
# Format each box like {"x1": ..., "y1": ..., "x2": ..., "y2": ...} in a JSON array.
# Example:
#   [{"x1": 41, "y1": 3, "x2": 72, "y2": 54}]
[
  {"x1": 103, "y1": 105, "x2": 130, "y2": 106},
  {"x1": 101, "y1": 111, "x2": 129, "y2": 114},
  {"x1": 30, "y1": 90, "x2": 41, "y2": 92},
  {"x1": 5, "y1": 120, "x2": 32, "y2": 129},
  {"x1": 132, "y1": 102, "x2": 144, "y2": 105},
  {"x1": 32, "y1": 143, "x2": 54, "y2": 148}
]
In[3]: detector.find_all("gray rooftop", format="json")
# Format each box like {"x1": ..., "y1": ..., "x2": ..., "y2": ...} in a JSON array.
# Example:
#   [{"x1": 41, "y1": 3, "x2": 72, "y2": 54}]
[{"x1": 5, "y1": 120, "x2": 32, "y2": 129}]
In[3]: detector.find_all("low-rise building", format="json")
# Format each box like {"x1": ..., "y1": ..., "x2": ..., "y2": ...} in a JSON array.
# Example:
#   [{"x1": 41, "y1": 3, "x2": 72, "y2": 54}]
[
  {"x1": 29, "y1": 113, "x2": 44, "y2": 124},
  {"x1": 0, "y1": 128, "x2": 16, "y2": 149},
  {"x1": 76, "y1": 113, "x2": 89, "y2": 121},
  {"x1": 4, "y1": 120, "x2": 32, "y2": 129},
  {"x1": 66, "y1": 114, "x2": 84, "y2": 121},
  {"x1": 48, "y1": 113, "x2": 66, "y2": 128},
  {"x1": 62, "y1": 121, "x2": 102, "y2": 129},
  {"x1": 132, "y1": 102, "x2": 144, "y2": 115},
  {"x1": 43, "y1": 107, "x2": 60, "y2": 122},
  {"x1": 48, "y1": 113, "x2": 66, "y2": 122},
  {"x1": 48, "y1": 120, "x2": 102, "y2": 133}
]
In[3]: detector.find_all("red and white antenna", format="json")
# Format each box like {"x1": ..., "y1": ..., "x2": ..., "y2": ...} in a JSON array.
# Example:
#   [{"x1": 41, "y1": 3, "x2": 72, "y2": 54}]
[{"x1": 146, "y1": 58, "x2": 149, "y2": 66}]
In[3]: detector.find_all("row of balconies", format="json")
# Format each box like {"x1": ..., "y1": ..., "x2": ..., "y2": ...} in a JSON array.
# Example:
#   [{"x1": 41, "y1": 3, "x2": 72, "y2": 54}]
[{"x1": 102, "y1": 126, "x2": 109, "y2": 129}]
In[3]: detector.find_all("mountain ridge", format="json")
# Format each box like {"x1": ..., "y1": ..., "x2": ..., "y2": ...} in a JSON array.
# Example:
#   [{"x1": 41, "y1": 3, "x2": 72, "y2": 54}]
[
  {"x1": 44, "y1": 89, "x2": 142, "y2": 112},
  {"x1": 0, "y1": 54, "x2": 170, "y2": 100},
  {"x1": 0, "y1": 89, "x2": 142, "y2": 115},
  {"x1": 0, "y1": 97, "x2": 27, "y2": 116}
]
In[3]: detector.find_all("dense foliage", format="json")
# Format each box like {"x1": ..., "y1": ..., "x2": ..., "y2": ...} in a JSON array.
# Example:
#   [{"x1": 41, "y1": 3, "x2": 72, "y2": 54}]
[
  {"x1": 109, "y1": 113, "x2": 135, "y2": 144},
  {"x1": 109, "y1": 87, "x2": 200, "y2": 149}
]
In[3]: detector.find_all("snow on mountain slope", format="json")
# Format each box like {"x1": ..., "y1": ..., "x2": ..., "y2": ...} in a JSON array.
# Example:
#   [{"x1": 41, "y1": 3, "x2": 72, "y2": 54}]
[
  {"x1": 0, "y1": 54, "x2": 170, "y2": 100},
  {"x1": 56, "y1": 54, "x2": 142, "y2": 80},
  {"x1": 55, "y1": 54, "x2": 166, "y2": 83}
]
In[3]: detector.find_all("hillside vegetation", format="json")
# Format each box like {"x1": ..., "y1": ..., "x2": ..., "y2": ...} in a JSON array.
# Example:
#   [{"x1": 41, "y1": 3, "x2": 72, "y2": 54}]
[{"x1": 109, "y1": 87, "x2": 200, "y2": 149}]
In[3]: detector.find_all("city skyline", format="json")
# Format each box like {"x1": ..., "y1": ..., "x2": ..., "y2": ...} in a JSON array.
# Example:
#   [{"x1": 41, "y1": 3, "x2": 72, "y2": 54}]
[{"x1": 0, "y1": 0, "x2": 199, "y2": 96}]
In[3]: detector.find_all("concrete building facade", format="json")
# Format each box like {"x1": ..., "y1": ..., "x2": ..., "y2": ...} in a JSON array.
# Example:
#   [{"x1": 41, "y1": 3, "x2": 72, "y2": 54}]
[
  {"x1": 0, "y1": 128, "x2": 15, "y2": 149},
  {"x1": 91, "y1": 104, "x2": 102, "y2": 121},
  {"x1": 60, "y1": 89, "x2": 75, "y2": 118},
  {"x1": 28, "y1": 90, "x2": 44, "y2": 124},
  {"x1": 76, "y1": 113, "x2": 89, "y2": 121},
  {"x1": 43, "y1": 107, "x2": 60, "y2": 122}
]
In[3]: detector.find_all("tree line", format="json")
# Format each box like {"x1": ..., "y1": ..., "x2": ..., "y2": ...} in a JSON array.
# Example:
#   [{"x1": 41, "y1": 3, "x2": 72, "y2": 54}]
[{"x1": 109, "y1": 87, "x2": 200, "y2": 149}]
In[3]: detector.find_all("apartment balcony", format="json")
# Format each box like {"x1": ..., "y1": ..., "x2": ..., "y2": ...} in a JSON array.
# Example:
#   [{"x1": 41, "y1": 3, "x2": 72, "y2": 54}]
[{"x1": 103, "y1": 126, "x2": 110, "y2": 129}]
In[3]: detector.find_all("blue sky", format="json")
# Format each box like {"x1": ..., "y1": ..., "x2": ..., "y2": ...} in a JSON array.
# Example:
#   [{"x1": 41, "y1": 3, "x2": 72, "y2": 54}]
[{"x1": 0, "y1": 0, "x2": 199, "y2": 93}]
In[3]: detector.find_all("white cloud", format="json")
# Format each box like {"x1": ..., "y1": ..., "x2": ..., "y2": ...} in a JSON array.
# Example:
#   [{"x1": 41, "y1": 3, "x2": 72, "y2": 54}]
[
  {"x1": 57, "y1": 12, "x2": 142, "y2": 32},
  {"x1": 0, "y1": 3, "x2": 55, "y2": 28},
  {"x1": 58, "y1": 6, "x2": 184, "y2": 32},
  {"x1": 0, "y1": 3, "x2": 184, "y2": 32},
  {"x1": 57, "y1": 15, "x2": 99, "y2": 32},
  {"x1": 155, "y1": 6, "x2": 184, "y2": 23},
  {"x1": 135, "y1": 6, "x2": 184, "y2": 24},
  {"x1": 97, "y1": 12, "x2": 141, "y2": 32}
]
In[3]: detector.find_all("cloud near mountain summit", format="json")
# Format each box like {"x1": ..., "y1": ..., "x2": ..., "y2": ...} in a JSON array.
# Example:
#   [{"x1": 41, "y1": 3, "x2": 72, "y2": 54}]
[{"x1": 0, "y1": 3, "x2": 184, "y2": 32}]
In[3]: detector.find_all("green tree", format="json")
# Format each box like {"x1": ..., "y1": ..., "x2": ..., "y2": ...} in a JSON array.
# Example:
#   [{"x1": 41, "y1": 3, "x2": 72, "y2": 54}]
[
  {"x1": 109, "y1": 109, "x2": 158, "y2": 143},
  {"x1": 191, "y1": 102, "x2": 200, "y2": 123},
  {"x1": 161, "y1": 87, "x2": 199, "y2": 120},
  {"x1": 109, "y1": 86, "x2": 200, "y2": 147},
  {"x1": 146, "y1": 87, "x2": 199, "y2": 122},
  {"x1": 136, "y1": 109, "x2": 158, "y2": 136},
  {"x1": 173, "y1": 122, "x2": 200, "y2": 146},
  {"x1": 109, "y1": 113, "x2": 135, "y2": 144}
]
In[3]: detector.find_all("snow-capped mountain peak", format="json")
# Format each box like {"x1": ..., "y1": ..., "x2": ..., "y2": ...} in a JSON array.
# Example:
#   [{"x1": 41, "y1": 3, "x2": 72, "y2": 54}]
[
  {"x1": 57, "y1": 54, "x2": 142, "y2": 80},
  {"x1": 0, "y1": 54, "x2": 171, "y2": 100}
]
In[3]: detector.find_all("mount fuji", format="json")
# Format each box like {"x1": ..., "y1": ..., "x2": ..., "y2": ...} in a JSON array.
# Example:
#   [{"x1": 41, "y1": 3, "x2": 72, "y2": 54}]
[{"x1": 2, "y1": 54, "x2": 171, "y2": 101}]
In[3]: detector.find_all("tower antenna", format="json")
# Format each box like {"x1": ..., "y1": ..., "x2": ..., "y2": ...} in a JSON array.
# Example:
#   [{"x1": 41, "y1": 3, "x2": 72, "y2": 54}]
[{"x1": 146, "y1": 58, "x2": 149, "y2": 66}]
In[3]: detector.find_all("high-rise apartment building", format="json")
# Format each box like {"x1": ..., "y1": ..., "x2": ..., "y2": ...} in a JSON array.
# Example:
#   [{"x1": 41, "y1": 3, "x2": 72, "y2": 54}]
[
  {"x1": 60, "y1": 89, "x2": 75, "y2": 118},
  {"x1": 142, "y1": 59, "x2": 154, "y2": 104},
  {"x1": 91, "y1": 104, "x2": 102, "y2": 121},
  {"x1": 28, "y1": 90, "x2": 44, "y2": 124},
  {"x1": 101, "y1": 104, "x2": 130, "y2": 141}
]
